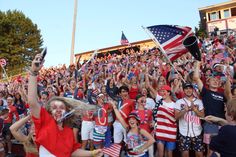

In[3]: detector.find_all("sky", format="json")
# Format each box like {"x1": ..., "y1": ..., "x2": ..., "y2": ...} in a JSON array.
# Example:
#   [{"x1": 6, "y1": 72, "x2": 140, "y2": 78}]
[{"x1": 0, "y1": 0, "x2": 227, "y2": 67}]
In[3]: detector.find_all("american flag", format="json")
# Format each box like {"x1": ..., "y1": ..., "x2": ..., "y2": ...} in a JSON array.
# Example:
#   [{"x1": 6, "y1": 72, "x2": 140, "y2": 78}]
[
  {"x1": 147, "y1": 25, "x2": 193, "y2": 61},
  {"x1": 102, "y1": 144, "x2": 122, "y2": 157},
  {"x1": 120, "y1": 31, "x2": 130, "y2": 45}
]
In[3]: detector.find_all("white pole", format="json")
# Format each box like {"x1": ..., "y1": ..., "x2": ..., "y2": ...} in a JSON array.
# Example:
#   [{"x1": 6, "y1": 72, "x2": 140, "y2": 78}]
[{"x1": 70, "y1": 0, "x2": 78, "y2": 65}]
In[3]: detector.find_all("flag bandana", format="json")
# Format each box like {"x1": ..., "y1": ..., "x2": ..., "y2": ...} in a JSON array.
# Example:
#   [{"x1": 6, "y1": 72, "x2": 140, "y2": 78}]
[{"x1": 147, "y1": 25, "x2": 193, "y2": 61}]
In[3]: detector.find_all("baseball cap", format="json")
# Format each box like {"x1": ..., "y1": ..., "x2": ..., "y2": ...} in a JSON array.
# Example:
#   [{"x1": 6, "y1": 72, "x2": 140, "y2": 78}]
[
  {"x1": 159, "y1": 85, "x2": 171, "y2": 91},
  {"x1": 183, "y1": 82, "x2": 193, "y2": 89}
]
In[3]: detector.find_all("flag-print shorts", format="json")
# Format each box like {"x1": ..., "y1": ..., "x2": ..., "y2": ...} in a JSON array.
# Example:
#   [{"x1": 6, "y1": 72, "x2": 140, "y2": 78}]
[{"x1": 178, "y1": 134, "x2": 204, "y2": 152}]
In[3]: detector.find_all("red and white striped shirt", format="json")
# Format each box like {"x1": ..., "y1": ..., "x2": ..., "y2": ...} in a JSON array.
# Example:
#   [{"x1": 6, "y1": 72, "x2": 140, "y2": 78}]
[{"x1": 155, "y1": 101, "x2": 177, "y2": 142}]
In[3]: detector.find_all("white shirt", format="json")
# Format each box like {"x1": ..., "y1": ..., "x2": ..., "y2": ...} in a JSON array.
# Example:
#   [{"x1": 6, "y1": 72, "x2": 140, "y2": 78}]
[
  {"x1": 39, "y1": 145, "x2": 56, "y2": 157},
  {"x1": 175, "y1": 98, "x2": 204, "y2": 137},
  {"x1": 145, "y1": 97, "x2": 156, "y2": 110}
]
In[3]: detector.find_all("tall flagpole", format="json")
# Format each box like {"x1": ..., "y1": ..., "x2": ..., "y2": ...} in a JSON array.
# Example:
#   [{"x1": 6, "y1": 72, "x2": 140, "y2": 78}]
[{"x1": 70, "y1": 0, "x2": 78, "y2": 65}]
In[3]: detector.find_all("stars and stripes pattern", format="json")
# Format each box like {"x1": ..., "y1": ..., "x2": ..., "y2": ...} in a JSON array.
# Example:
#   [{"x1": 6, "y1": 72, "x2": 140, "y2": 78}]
[
  {"x1": 147, "y1": 25, "x2": 193, "y2": 61},
  {"x1": 102, "y1": 143, "x2": 122, "y2": 157},
  {"x1": 155, "y1": 105, "x2": 177, "y2": 142},
  {"x1": 120, "y1": 31, "x2": 130, "y2": 45}
]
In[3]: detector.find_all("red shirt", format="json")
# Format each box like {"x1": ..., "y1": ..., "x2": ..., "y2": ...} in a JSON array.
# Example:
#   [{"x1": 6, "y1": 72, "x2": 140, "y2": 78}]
[
  {"x1": 132, "y1": 109, "x2": 153, "y2": 133},
  {"x1": 32, "y1": 107, "x2": 81, "y2": 157},
  {"x1": 82, "y1": 110, "x2": 94, "y2": 121},
  {"x1": 94, "y1": 103, "x2": 111, "y2": 126},
  {"x1": 118, "y1": 99, "x2": 135, "y2": 122},
  {"x1": 26, "y1": 153, "x2": 39, "y2": 157},
  {"x1": 4, "y1": 105, "x2": 19, "y2": 124}
]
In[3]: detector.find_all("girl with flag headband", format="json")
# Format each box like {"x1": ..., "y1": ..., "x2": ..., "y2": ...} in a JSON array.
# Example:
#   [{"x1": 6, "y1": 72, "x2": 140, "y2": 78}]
[
  {"x1": 111, "y1": 100, "x2": 155, "y2": 157},
  {"x1": 27, "y1": 53, "x2": 103, "y2": 157}
]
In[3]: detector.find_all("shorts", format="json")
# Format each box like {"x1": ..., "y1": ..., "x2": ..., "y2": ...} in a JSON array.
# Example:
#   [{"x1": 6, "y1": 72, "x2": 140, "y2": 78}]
[
  {"x1": 2, "y1": 123, "x2": 12, "y2": 138},
  {"x1": 156, "y1": 140, "x2": 176, "y2": 151},
  {"x1": 113, "y1": 120, "x2": 127, "y2": 143},
  {"x1": 178, "y1": 134, "x2": 204, "y2": 152},
  {"x1": 93, "y1": 129, "x2": 106, "y2": 147},
  {"x1": 203, "y1": 122, "x2": 219, "y2": 134},
  {"x1": 203, "y1": 122, "x2": 220, "y2": 144},
  {"x1": 81, "y1": 121, "x2": 94, "y2": 140}
]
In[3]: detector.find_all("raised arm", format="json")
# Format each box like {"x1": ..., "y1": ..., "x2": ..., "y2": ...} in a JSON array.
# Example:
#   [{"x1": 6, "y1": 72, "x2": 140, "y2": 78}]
[
  {"x1": 224, "y1": 77, "x2": 232, "y2": 101},
  {"x1": 110, "y1": 101, "x2": 129, "y2": 129},
  {"x1": 10, "y1": 115, "x2": 31, "y2": 142},
  {"x1": 193, "y1": 61, "x2": 203, "y2": 92},
  {"x1": 28, "y1": 54, "x2": 44, "y2": 118},
  {"x1": 136, "y1": 129, "x2": 155, "y2": 154}
]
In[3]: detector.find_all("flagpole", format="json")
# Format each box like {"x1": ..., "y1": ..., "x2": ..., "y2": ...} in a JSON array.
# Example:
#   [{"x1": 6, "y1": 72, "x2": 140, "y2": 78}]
[
  {"x1": 78, "y1": 50, "x2": 98, "y2": 73},
  {"x1": 70, "y1": 0, "x2": 78, "y2": 65},
  {"x1": 142, "y1": 26, "x2": 185, "y2": 83}
]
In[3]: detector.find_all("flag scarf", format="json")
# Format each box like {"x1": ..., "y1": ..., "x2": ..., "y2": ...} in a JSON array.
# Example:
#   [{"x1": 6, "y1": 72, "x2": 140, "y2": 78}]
[
  {"x1": 120, "y1": 31, "x2": 130, "y2": 45},
  {"x1": 102, "y1": 144, "x2": 121, "y2": 157},
  {"x1": 147, "y1": 25, "x2": 193, "y2": 61}
]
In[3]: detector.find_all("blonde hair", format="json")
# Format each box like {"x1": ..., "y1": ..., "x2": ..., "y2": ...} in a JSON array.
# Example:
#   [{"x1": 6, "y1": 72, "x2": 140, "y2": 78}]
[
  {"x1": 45, "y1": 96, "x2": 97, "y2": 127},
  {"x1": 226, "y1": 99, "x2": 236, "y2": 121}
]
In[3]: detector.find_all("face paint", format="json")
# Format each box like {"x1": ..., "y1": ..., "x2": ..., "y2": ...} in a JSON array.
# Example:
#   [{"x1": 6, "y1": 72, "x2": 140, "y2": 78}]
[{"x1": 50, "y1": 101, "x2": 66, "y2": 122}]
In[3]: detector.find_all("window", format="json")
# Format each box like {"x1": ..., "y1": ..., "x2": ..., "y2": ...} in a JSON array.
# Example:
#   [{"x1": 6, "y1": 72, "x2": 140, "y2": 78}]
[
  {"x1": 224, "y1": 9, "x2": 230, "y2": 18},
  {"x1": 231, "y1": 7, "x2": 236, "y2": 16},
  {"x1": 209, "y1": 12, "x2": 219, "y2": 21}
]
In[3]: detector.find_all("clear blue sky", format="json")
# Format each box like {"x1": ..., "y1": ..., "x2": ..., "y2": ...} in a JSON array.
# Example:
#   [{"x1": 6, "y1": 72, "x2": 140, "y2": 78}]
[{"x1": 0, "y1": 0, "x2": 227, "y2": 67}]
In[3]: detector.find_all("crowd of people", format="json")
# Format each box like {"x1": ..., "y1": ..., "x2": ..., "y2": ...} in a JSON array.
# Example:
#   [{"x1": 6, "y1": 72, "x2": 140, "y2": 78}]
[{"x1": 0, "y1": 33, "x2": 236, "y2": 157}]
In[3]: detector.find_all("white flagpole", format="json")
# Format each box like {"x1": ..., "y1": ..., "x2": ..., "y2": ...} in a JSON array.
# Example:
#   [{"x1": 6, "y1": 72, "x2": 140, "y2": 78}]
[
  {"x1": 142, "y1": 26, "x2": 185, "y2": 83},
  {"x1": 78, "y1": 50, "x2": 98, "y2": 73}
]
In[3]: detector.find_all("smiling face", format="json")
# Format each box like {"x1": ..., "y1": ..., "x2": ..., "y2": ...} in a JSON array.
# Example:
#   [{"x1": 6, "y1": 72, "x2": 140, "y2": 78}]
[
  {"x1": 137, "y1": 96, "x2": 146, "y2": 108},
  {"x1": 183, "y1": 87, "x2": 194, "y2": 98},
  {"x1": 50, "y1": 100, "x2": 66, "y2": 122},
  {"x1": 128, "y1": 117, "x2": 139, "y2": 128}
]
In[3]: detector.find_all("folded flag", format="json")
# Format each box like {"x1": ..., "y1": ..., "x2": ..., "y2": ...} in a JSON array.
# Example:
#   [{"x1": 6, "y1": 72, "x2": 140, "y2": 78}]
[
  {"x1": 102, "y1": 144, "x2": 122, "y2": 157},
  {"x1": 146, "y1": 25, "x2": 193, "y2": 61}
]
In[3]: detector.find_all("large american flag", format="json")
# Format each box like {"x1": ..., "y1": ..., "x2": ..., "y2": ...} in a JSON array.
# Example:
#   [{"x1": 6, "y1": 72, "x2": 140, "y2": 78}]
[
  {"x1": 147, "y1": 25, "x2": 193, "y2": 61},
  {"x1": 120, "y1": 31, "x2": 130, "y2": 45},
  {"x1": 102, "y1": 144, "x2": 122, "y2": 157}
]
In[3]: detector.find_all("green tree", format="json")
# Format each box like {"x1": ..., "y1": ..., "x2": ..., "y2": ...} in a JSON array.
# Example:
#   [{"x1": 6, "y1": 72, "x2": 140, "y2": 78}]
[
  {"x1": 0, "y1": 10, "x2": 43, "y2": 77},
  {"x1": 195, "y1": 21, "x2": 207, "y2": 38}
]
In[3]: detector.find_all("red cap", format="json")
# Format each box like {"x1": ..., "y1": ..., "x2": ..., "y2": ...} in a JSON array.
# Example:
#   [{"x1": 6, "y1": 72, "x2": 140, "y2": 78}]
[{"x1": 159, "y1": 85, "x2": 171, "y2": 91}]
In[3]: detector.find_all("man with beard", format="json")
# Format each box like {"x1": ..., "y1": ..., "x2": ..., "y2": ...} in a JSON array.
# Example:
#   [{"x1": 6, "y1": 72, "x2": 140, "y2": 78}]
[{"x1": 175, "y1": 82, "x2": 205, "y2": 157}]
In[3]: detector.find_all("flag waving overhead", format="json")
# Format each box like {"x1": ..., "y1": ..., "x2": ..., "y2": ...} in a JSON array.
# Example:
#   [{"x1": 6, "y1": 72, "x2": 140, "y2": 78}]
[
  {"x1": 146, "y1": 25, "x2": 193, "y2": 61},
  {"x1": 120, "y1": 31, "x2": 130, "y2": 45}
]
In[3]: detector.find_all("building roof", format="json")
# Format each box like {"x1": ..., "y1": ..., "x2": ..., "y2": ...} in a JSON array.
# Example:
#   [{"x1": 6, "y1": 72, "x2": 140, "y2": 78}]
[
  {"x1": 199, "y1": 0, "x2": 236, "y2": 12},
  {"x1": 75, "y1": 39, "x2": 153, "y2": 57}
]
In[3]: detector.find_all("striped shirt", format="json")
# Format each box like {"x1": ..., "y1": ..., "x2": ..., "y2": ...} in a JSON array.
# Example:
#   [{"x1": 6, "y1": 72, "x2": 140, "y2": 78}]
[{"x1": 155, "y1": 95, "x2": 177, "y2": 142}]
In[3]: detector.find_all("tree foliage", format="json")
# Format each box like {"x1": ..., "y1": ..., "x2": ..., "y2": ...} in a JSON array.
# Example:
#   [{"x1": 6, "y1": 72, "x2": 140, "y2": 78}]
[
  {"x1": 195, "y1": 21, "x2": 207, "y2": 38},
  {"x1": 0, "y1": 10, "x2": 43, "y2": 76}
]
